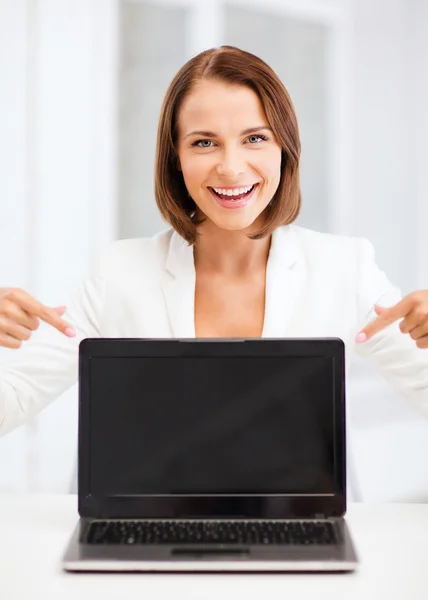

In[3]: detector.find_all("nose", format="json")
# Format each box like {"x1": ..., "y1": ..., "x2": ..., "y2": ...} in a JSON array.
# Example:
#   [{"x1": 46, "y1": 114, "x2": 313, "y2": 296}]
[{"x1": 215, "y1": 146, "x2": 246, "y2": 179}]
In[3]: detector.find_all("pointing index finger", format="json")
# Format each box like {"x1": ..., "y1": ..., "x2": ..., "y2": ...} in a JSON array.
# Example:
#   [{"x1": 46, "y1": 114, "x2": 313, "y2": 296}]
[
  {"x1": 35, "y1": 305, "x2": 76, "y2": 336},
  {"x1": 9, "y1": 289, "x2": 76, "y2": 337},
  {"x1": 361, "y1": 296, "x2": 413, "y2": 340}
]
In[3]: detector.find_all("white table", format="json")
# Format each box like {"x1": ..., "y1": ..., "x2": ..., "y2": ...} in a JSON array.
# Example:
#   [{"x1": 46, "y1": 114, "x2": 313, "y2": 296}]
[{"x1": 1, "y1": 494, "x2": 428, "y2": 600}]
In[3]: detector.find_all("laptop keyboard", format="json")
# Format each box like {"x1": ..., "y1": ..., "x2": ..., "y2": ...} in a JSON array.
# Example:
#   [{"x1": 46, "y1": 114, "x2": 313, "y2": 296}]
[{"x1": 87, "y1": 520, "x2": 338, "y2": 545}]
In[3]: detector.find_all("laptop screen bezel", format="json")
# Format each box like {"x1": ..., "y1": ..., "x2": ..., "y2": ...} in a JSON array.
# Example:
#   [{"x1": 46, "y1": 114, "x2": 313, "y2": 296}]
[{"x1": 78, "y1": 338, "x2": 346, "y2": 519}]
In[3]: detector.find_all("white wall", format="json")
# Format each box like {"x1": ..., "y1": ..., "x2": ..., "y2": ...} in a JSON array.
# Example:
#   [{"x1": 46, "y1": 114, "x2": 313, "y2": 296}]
[
  {"x1": 347, "y1": 0, "x2": 428, "y2": 502},
  {"x1": 0, "y1": 0, "x2": 118, "y2": 491},
  {"x1": 350, "y1": 0, "x2": 414, "y2": 290},
  {"x1": 408, "y1": 0, "x2": 428, "y2": 285}
]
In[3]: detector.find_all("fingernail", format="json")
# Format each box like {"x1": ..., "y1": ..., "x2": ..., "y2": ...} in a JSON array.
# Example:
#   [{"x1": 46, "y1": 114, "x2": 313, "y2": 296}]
[
  {"x1": 65, "y1": 327, "x2": 76, "y2": 337},
  {"x1": 355, "y1": 332, "x2": 367, "y2": 343}
]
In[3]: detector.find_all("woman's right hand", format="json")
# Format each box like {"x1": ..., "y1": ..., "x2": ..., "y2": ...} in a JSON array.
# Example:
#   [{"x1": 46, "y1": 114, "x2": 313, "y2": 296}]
[{"x1": 0, "y1": 288, "x2": 76, "y2": 349}]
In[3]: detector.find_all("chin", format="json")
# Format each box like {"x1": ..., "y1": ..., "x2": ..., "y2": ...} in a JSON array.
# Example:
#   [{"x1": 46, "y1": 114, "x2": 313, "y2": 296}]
[
  {"x1": 195, "y1": 199, "x2": 268, "y2": 233},
  {"x1": 209, "y1": 215, "x2": 260, "y2": 233}
]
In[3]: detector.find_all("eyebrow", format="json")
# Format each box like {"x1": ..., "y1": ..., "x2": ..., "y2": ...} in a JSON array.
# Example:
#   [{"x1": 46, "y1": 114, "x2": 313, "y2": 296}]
[{"x1": 183, "y1": 126, "x2": 272, "y2": 140}]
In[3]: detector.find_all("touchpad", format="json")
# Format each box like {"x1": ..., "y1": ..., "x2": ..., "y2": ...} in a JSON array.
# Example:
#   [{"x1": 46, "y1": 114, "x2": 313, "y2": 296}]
[{"x1": 171, "y1": 548, "x2": 249, "y2": 559}]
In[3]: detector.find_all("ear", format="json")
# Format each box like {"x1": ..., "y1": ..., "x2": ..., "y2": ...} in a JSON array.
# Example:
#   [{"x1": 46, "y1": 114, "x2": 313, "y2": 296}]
[{"x1": 176, "y1": 157, "x2": 182, "y2": 172}]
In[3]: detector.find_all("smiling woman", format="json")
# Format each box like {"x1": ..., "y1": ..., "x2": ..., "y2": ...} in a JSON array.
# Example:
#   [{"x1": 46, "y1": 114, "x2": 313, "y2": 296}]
[
  {"x1": 154, "y1": 46, "x2": 301, "y2": 245},
  {"x1": 0, "y1": 46, "x2": 427, "y2": 510},
  {"x1": 178, "y1": 81, "x2": 281, "y2": 230}
]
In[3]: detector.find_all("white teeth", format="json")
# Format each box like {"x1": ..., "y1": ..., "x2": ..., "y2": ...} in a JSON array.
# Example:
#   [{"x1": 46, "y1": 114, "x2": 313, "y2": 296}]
[{"x1": 212, "y1": 184, "x2": 254, "y2": 196}]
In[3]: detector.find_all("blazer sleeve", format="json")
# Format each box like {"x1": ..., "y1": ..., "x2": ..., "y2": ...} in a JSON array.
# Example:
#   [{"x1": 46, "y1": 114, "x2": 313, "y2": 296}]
[
  {"x1": 0, "y1": 256, "x2": 106, "y2": 436},
  {"x1": 354, "y1": 238, "x2": 428, "y2": 417}
]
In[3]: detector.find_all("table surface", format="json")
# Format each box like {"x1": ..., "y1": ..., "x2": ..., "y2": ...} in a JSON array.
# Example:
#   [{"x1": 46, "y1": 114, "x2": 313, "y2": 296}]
[{"x1": 1, "y1": 494, "x2": 428, "y2": 600}]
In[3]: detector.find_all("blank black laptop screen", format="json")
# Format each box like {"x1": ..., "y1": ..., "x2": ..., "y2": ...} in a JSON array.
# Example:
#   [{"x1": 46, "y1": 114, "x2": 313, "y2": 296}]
[{"x1": 88, "y1": 356, "x2": 336, "y2": 496}]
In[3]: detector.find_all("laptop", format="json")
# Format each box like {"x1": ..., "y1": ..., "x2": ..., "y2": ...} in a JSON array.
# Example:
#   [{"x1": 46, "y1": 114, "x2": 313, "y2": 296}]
[{"x1": 62, "y1": 337, "x2": 359, "y2": 572}]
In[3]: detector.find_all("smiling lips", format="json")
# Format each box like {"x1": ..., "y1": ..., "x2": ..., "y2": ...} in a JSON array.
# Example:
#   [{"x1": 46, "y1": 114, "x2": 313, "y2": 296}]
[
  {"x1": 208, "y1": 183, "x2": 259, "y2": 209},
  {"x1": 209, "y1": 183, "x2": 259, "y2": 201},
  {"x1": 211, "y1": 184, "x2": 255, "y2": 200}
]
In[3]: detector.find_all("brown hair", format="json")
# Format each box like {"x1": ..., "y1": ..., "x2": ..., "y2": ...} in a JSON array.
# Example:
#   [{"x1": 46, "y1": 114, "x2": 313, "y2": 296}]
[{"x1": 154, "y1": 45, "x2": 301, "y2": 245}]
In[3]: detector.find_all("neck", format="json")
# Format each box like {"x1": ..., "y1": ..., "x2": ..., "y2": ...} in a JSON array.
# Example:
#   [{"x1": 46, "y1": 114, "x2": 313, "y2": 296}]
[{"x1": 193, "y1": 217, "x2": 271, "y2": 276}]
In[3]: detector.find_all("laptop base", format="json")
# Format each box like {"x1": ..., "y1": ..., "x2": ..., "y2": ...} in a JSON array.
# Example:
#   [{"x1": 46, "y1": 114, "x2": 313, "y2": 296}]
[{"x1": 62, "y1": 518, "x2": 359, "y2": 573}]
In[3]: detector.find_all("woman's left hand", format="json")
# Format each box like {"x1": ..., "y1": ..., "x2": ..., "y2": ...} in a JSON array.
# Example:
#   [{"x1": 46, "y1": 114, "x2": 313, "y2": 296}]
[{"x1": 355, "y1": 290, "x2": 428, "y2": 349}]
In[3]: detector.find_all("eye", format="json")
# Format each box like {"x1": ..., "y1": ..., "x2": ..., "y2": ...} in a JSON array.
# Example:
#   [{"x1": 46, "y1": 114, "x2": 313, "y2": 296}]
[
  {"x1": 247, "y1": 134, "x2": 268, "y2": 144},
  {"x1": 192, "y1": 139, "x2": 215, "y2": 148}
]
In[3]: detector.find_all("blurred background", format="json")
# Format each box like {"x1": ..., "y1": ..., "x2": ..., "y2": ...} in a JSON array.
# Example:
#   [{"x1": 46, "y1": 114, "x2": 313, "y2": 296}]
[{"x1": 1, "y1": 0, "x2": 428, "y2": 500}]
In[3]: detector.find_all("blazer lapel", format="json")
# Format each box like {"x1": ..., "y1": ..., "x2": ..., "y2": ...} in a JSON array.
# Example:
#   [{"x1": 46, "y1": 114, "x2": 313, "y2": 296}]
[
  {"x1": 261, "y1": 225, "x2": 304, "y2": 338},
  {"x1": 161, "y1": 231, "x2": 196, "y2": 338}
]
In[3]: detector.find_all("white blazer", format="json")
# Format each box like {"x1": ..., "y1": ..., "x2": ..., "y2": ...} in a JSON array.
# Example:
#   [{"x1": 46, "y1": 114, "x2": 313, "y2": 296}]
[{"x1": 1, "y1": 223, "x2": 427, "y2": 496}]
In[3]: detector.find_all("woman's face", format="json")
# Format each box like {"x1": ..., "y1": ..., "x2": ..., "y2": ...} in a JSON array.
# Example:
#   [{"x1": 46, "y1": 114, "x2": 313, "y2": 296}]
[{"x1": 176, "y1": 79, "x2": 282, "y2": 232}]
